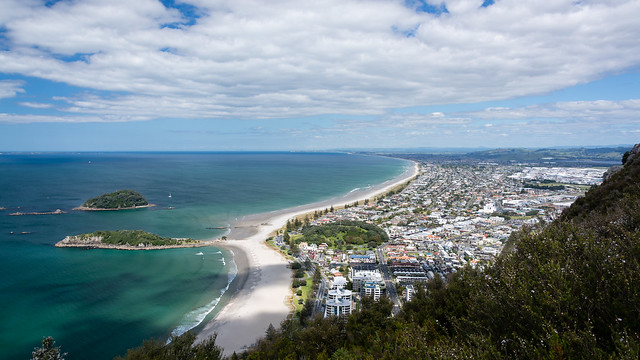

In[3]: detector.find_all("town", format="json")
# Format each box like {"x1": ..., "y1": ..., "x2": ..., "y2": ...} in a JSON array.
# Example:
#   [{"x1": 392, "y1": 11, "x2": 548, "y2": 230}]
[{"x1": 271, "y1": 161, "x2": 606, "y2": 318}]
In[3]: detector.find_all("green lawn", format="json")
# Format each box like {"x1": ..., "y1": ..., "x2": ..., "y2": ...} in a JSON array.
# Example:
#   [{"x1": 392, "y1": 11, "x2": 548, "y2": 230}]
[{"x1": 293, "y1": 275, "x2": 314, "y2": 313}]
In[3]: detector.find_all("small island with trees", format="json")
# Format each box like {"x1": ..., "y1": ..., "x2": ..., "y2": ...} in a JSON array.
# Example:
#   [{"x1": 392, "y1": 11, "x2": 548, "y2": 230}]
[
  {"x1": 75, "y1": 189, "x2": 154, "y2": 211},
  {"x1": 55, "y1": 230, "x2": 205, "y2": 250}
]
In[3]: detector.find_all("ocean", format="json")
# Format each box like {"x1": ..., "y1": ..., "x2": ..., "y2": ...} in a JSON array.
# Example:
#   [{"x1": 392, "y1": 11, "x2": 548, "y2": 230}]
[{"x1": 0, "y1": 152, "x2": 407, "y2": 360}]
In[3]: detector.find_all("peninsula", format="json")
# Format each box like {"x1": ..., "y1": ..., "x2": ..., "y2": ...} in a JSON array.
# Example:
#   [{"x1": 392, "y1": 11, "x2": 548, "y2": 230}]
[
  {"x1": 55, "y1": 230, "x2": 206, "y2": 250},
  {"x1": 74, "y1": 189, "x2": 154, "y2": 211}
]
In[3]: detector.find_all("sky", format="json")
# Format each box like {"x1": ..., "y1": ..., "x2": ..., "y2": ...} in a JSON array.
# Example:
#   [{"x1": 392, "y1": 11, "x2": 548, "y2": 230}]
[{"x1": 0, "y1": 0, "x2": 639, "y2": 151}]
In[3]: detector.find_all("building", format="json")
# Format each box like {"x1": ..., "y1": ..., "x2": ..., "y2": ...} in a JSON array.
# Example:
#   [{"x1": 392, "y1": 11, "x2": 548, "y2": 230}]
[
  {"x1": 362, "y1": 280, "x2": 382, "y2": 301},
  {"x1": 405, "y1": 284, "x2": 415, "y2": 302},
  {"x1": 331, "y1": 276, "x2": 347, "y2": 290},
  {"x1": 324, "y1": 288, "x2": 353, "y2": 318},
  {"x1": 350, "y1": 265, "x2": 384, "y2": 292}
]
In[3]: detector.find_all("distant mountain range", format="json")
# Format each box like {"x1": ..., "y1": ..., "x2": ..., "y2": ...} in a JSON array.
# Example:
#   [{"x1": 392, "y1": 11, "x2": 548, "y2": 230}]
[{"x1": 366, "y1": 146, "x2": 630, "y2": 166}]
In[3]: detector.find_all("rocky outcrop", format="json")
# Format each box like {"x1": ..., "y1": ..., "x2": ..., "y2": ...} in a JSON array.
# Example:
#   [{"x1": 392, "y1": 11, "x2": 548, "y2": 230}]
[{"x1": 603, "y1": 143, "x2": 639, "y2": 182}]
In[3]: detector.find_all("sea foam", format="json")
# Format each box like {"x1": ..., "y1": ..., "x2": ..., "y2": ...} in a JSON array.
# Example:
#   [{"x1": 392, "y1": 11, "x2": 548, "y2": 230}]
[{"x1": 169, "y1": 251, "x2": 238, "y2": 339}]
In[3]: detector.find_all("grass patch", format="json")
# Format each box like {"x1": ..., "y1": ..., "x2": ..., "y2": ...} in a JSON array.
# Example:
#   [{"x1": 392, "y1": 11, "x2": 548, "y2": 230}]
[{"x1": 293, "y1": 275, "x2": 313, "y2": 313}]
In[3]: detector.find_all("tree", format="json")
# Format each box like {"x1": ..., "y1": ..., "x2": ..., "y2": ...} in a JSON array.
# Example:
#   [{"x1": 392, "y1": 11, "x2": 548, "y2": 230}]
[
  {"x1": 622, "y1": 150, "x2": 630, "y2": 164},
  {"x1": 265, "y1": 324, "x2": 277, "y2": 342},
  {"x1": 313, "y1": 267, "x2": 322, "y2": 285},
  {"x1": 115, "y1": 332, "x2": 222, "y2": 360},
  {"x1": 31, "y1": 337, "x2": 66, "y2": 360}
]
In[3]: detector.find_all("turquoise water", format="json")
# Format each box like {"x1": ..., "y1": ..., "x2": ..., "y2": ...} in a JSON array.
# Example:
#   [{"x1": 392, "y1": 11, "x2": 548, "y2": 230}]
[{"x1": 0, "y1": 152, "x2": 407, "y2": 359}]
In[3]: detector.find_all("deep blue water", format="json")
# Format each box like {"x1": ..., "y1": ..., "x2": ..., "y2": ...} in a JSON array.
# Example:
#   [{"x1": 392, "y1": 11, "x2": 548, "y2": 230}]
[{"x1": 0, "y1": 152, "x2": 407, "y2": 360}]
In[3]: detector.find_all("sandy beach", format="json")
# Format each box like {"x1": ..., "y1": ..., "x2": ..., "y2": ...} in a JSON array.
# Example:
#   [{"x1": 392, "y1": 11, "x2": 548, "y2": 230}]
[{"x1": 196, "y1": 159, "x2": 419, "y2": 356}]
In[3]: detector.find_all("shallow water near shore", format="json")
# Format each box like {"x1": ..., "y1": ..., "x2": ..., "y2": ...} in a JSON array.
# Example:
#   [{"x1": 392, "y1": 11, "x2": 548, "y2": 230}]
[{"x1": 0, "y1": 152, "x2": 407, "y2": 360}]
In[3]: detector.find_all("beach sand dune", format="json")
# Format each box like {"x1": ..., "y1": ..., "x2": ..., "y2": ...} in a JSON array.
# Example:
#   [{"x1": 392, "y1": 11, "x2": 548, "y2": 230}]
[{"x1": 197, "y1": 161, "x2": 418, "y2": 356}]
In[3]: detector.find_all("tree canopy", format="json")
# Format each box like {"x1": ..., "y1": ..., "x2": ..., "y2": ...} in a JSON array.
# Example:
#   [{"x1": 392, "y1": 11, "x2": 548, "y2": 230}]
[
  {"x1": 82, "y1": 189, "x2": 148, "y2": 209},
  {"x1": 299, "y1": 220, "x2": 388, "y2": 247}
]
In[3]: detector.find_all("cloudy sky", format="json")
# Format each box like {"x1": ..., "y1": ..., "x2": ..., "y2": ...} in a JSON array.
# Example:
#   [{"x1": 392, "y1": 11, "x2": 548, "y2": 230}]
[{"x1": 0, "y1": 0, "x2": 639, "y2": 151}]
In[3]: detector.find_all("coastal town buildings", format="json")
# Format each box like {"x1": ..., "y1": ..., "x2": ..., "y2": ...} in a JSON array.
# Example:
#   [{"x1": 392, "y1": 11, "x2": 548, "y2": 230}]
[
  {"x1": 286, "y1": 162, "x2": 606, "y2": 315},
  {"x1": 324, "y1": 279, "x2": 353, "y2": 318}
]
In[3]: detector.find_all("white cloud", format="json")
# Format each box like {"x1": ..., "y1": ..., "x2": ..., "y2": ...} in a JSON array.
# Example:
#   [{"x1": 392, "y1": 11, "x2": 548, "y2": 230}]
[
  {"x1": 0, "y1": 0, "x2": 639, "y2": 122},
  {"x1": 465, "y1": 99, "x2": 640, "y2": 122},
  {"x1": 0, "y1": 113, "x2": 151, "y2": 124},
  {"x1": 0, "y1": 80, "x2": 24, "y2": 99},
  {"x1": 18, "y1": 102, "x2": 53, "y2": 109}
]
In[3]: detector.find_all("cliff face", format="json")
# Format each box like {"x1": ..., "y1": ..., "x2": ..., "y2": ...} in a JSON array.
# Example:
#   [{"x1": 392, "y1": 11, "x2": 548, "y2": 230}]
[
  {"x1": 602, "y1": 143, "x2": 640, "y2": 182},
  {"x1": 564, "y1": 142, "x2": 640, "y2": 223}
]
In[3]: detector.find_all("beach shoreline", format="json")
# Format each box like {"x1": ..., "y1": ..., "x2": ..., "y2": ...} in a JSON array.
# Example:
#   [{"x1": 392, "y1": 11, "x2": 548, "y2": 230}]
[{"x1": 196, "y1": 159, "x2": 419, "y2": 355}]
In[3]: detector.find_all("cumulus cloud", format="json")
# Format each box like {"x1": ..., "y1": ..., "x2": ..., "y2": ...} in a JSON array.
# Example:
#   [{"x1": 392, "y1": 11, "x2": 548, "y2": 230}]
[
  {"x1": 464, "y1": 99, "x2": 640, "y2": 122},
  {"x1": 271, "y1": 97, "x2": 640, "y2": 148},
  {"x1": 18, "y1": 102, "x2": 54, "y2": 109},
  {"x1": 0, "y1": 0, "x2": 639, "y2": 122},
  {"x1": 0, "y1": 80, "x2": 25, "y2": 99}
]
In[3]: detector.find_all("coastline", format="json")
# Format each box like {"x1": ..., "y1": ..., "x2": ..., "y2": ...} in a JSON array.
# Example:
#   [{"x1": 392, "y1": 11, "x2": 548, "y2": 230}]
[{"x1": 196, "y1": 159, "x2": 419, "y2": 355}]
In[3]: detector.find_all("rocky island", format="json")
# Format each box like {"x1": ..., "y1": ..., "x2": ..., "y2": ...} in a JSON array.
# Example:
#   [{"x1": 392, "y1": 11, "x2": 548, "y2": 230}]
[
  {"x1": 55, "y1": 230, "x2": 206, "y2": 250},
  {"x1": 74, "y1": 189, "x2": 154, "y2": 211}
]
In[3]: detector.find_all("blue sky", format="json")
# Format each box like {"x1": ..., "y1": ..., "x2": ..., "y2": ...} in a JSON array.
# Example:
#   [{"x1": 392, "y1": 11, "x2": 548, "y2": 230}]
[{"x1": 0, "y1": 0, "x2": 639, "y2": 151}]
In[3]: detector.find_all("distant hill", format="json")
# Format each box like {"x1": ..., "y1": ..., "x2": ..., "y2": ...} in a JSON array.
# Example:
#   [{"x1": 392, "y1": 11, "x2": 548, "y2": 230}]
[
  {"x1": 378, "y1": 146, "x2": 629, "y2": 166},
  {"x1": 80, "y1": 189, "x2": 149, "y2": 210}
]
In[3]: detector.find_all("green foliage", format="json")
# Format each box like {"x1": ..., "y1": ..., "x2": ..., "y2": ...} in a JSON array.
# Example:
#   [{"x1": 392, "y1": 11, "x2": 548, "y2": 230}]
[
  {"x1": 80, "y1": 230, "x2": 195, "y2": 247},
  {"x1": 294, "y1": 268, "x2": 306, "y2": 278},
  {"x1": 83, "y1": 189, "x2": 148, "y2": 209},
  {"x1": 292, "y1": 279, "x2": 307, "y2": 288},
  {"x1": 115, "y1": 332, "x2": 222, "y2": 360},
  {"x1": 31, "y1": 336, "x2": 66, "y2": 360},
  {"x1": 523, "y1": 182, "x2": 565, "y2": 190},
  {"x1": 300, "y1": 221, "x2": 388, "y2": 247}
]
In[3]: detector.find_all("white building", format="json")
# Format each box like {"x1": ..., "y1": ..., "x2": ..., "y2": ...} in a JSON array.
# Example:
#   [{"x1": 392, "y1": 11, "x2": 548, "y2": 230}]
[
  {"x1": 405, "y1": 284, "x2": 415, "y2": 302},
  {"x1": 362, "y1": 281, "x2": 382, "y2": 301},
  {"x1": 324, "y1": 288, "x2": 353, "y2": 318},
  {"x1": 331, "y1": 276, "x2": 347, "y2": 290}
]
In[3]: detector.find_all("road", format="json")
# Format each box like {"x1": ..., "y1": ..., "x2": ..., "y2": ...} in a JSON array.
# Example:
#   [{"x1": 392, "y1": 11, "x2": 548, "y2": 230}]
[{"x1": 376, "y1": 247, "x2": 401, "y2": 316}]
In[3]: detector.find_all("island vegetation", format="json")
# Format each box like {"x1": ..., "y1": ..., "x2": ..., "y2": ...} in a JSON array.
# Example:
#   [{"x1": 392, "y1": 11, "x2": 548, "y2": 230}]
[
  {"x1": 79, "y1": 189, "x2": 150, "y2": 210},
  {"x1": 56, "y1": 230, "x2": 203, "y2": 250}
]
